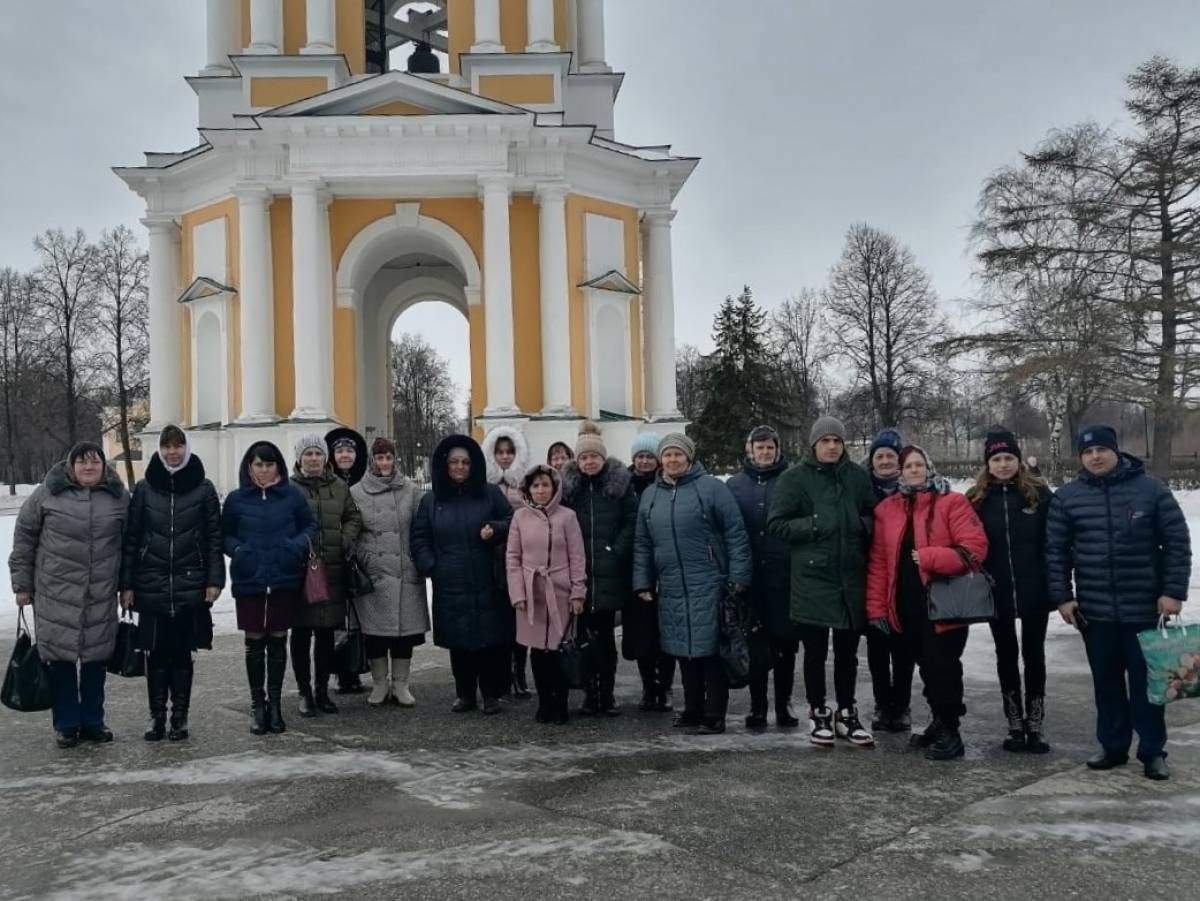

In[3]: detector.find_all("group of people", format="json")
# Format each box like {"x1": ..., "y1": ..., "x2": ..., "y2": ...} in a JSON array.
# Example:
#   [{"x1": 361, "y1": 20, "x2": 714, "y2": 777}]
[{"x1": 8, "y1": 415, "x2": 1189, "y2": 781}]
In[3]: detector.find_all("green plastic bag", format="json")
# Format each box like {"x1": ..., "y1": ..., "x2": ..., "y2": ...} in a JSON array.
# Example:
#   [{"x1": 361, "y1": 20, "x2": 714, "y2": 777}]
[{"x1": 1138, "y1": 617, "x2": 1200, "y2": 706}]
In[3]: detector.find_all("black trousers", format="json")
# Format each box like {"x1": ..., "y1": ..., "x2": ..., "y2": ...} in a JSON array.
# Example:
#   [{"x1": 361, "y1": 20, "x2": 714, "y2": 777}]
[
  {"x1": 637, "y1": 653, "x2": 677, "y2": 695},
  {"x1": 529, "y1": 648, "x2": 568, "y2": 715},
  {"x1": 583, "y1": 609, "x2": 619, "y2": 697},
  {"x1": 900, "y1": 615, "x2": 969, "y2": 728},
  {"x1": 450, "y1": 647, "x2": 509, "y2": 701},
  {"x1": 1082, "y1": 622, "x2": 1167, "y2": 761},
  {"x1": 866, "y1": 627, "x2": 916, "y2": 713},
  {"x1": 679, "y1": 655, "x2": 729, "y2": 722},
  {"x1": 749, "y1": 639, "x2": 799, "y2": 712},
  {"x1": 364, "y1": 634, "x2": 422, "y2": 660},
  {"x1": 989, "y1": 611, "x2": 1049, "y2": 700},
  {"x1": 798, "y1": 625, "x2": 861, "y2": 710},
  {"x1": 290, "y1": 627, "x2": 335, "y2": 691}
]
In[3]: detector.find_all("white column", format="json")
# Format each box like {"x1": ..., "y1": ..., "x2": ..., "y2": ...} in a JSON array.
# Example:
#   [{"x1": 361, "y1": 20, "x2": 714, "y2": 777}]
[
  {"x1": 246, "y1": 0, "x2": 282, "y2": 54},
  {"x1": 472, "y1": 0, "x2": 503, "y2": 53},
  {"x1": 143, "y1": 217, "x2": 184, "y2": 429},
  {"x1": 527, "y1": 0, "x2": 559, "y2": 52},
  {"x1": 202, "y1": 0, "x2": 240, "y2": 75},
  {"x1": 536, "y1": 184, "x2": 572, "y2": 415},
  {"x1": 302, "y1": 0, "x2": 336, "y2": 54},
  {"x1": 641, "y1": 209, "x2": 681, "y2": 420},
  {"x1": 577, "y1": 0, "x2": 608, "y2": 72},
  {"x1": 236, "y1": 186, "x2": 278, "y2": 423},
  {"x1": 479, "y1": 175, "x2": 519, "y2": 417},
  {"x1": 290, "y1": 180, "x2": 335, "y2": 421}
]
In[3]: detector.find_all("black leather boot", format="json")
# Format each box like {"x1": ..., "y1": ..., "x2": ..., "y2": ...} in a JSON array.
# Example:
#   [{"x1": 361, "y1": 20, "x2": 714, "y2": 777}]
[
  {"x1": 746, "y1": 667, "x2": 769, "y2": 730},
  {"x1": 144, "y1": 661, "x2": 169, "y2": 742},
  {"x1": 1002, "y1": 690, "x2": 1026, "y2": 752},
  {"x1": 511, "y1": 645, "x2": 531, "y2": 699},
  {"x1": 266, "y1": 636, "x2": 288, "y2": 734},
  {"x1": 167, "y1": 656, "x2": 193, "y2": 741},
  {"x1": 245, "y1": 638, "x2": 269, "y2": 736},
  {"x1": 1025, "y1": 694, "x2": 1050, "y2": 754},
  {"x1": 297, "y1": 684, "x2": 317, "y2": 718},
  {"x1": 773, "y1": 653, "x2": 800, "y2": 727}
]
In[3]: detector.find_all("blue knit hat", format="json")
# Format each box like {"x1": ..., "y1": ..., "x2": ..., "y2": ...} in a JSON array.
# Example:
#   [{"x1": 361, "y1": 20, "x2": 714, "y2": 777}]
[
  {"x1": 1077, "y1": 424, "x2": 1118, "y2": 456},
  {"x1": 869, "y1": 427, "x2": 904, "y2": 458},
  {"x1": 630, "y1": 431, "x2": 661, "y2": 460}
]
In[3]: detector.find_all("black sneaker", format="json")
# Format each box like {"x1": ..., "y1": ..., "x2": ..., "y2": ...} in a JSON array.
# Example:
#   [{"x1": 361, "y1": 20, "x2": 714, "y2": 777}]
[
  {"x1": 835, "y1": 707, "x2": 874, "y2": 748},
  {"x1": 925, "y1": 728, "x2": 965, "y2": 761},
  {"x1": 745, "y1": 711, "x2": 768, "y2": 730},
  {"x1": 775, "y1": 702, "x2": 800, "y2": 728},
  {"x1": 1086, "y1": 749, "x2": 1129, "y2": 770},
  {"x1": 79, "y1": 725, "x2": 114, "y2": 743},
  {"x1": 910, "y1": 717, "x2": 942, "y2": 748},
  {"x1": 870, "y1": 705, "x2": 890, "y2": 732},
  {"x1": 809, "y1": 706, "x2": 834, "y2": 747},
  {"x1": 639, "y1": 691, "x2": 656, "y2": 712},
  {"x1": 888, "y1": 708, "x2": 912, "y2": 733},
  {"x1": 1143, "y1": 755, "x2": 1169, "y2": 781},
  {"x1": 55, "y1": 728, "x2": 79, "y2": 749},
  {"x1": 673, "y1": 711, "x2": 702, "y2": 729},
  {"x1": 697, "y1": 718, "x2": 726, "y2": 735},
  {"x1": 482, "y1": 697, "x2": 503, "y2": 715}
]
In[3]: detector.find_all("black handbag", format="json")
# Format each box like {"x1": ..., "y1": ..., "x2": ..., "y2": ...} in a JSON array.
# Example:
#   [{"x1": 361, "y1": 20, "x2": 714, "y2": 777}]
[
  {"x1": 718, "y1": 587, "x2": 755, "y2": 689},
  {"x1": 335, "y1": 600, "x2": 370, "y2": 675},
  {"x1": 559, "y1": 616, "x2": 597, "y2": 690},
  {"x1": 1, "y1": 609, "x2": 54, "y2": 712},
  {"x1": 348, "y1": 554, "x2": 375, "y2": 598},
  {"x1": 107, "y1": 611, "x2": 146, "y2": 678},
  {"x1": 926, "y1": 546, "x2": 996, "y2": 624}
]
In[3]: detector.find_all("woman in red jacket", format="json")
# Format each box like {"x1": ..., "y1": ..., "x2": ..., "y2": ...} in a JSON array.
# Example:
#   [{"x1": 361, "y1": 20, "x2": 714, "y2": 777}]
[{"x1": 866, "y1": 446, "x2": 988, "y2": 761}]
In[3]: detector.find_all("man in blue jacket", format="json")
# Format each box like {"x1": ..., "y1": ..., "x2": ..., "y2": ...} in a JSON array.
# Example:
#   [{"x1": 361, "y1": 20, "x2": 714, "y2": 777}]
[{"x1": 1046, "y1": 425, "x2": 1189, "y2": 781}]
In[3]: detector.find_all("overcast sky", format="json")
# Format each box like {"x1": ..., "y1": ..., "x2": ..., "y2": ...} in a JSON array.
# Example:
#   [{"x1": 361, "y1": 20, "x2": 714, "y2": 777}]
[{"x1": 3, "y1": 1, "x2": 1200, "y2": 399}]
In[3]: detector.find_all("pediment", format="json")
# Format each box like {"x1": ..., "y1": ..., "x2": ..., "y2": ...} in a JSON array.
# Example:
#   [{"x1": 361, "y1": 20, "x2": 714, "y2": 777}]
[
  {"x1": 258, "y1": 71, "x2": 526, "y2": 118},
  {"x1": 178, "y1": 277, "x2": 235, "y2": 304},
  {"x1": 578, "y1": 270, "x2": 642, "y2": 295}
]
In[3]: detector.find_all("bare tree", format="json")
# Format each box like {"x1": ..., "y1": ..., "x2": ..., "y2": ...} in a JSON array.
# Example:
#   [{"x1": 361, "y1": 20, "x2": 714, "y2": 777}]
[
  {"x1": 824, "y1": 223, "x2": 946, "y2": 430},
  {"x1": 391, "y1": 332, "x2": 460, "y2": 477},
  {"x1": 674, "y1": 343, "x2": 709, "y2": 422},
  {"x1": 93, "y1": 226, "x2": 149, "y2": 485},
  {"x1": 31, "y1": 228, "x2": 97, "y2": 449},
  {"x1": 770, "y1": 289, "x2": 828, "y2": 449},
  {"x1": 0, "y1": 269, "x2": 40, "y2": 493}
]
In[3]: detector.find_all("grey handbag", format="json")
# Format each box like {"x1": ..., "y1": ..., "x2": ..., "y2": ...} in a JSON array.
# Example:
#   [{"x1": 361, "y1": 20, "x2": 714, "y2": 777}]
[{"x1": 926, "y1": 547, "x2": 996, "y2": 624}]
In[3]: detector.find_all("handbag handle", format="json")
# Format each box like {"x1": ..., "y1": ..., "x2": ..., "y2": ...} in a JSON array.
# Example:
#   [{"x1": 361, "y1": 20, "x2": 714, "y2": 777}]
[
  {"x1": 16, "y1": 606, "x2": 31, "y2": 638},
  {"x1": 1158, "y1": 614, "x2": 1187, "y2": 637}
]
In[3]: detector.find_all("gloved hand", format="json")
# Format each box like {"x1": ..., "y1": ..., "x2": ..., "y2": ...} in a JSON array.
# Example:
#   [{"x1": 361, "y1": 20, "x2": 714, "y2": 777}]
[{"x1": 870, "y1": 617, "x2": 891, "y2": 636}]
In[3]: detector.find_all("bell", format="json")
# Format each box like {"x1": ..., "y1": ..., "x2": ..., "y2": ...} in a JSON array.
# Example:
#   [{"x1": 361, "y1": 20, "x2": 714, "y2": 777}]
[{"x1": 406, "y1": 40, "x2": 440, "y2": 75}]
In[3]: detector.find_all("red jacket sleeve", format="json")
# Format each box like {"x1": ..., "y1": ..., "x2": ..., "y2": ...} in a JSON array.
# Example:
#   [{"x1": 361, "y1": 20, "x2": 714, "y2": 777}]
[
  {"x1": 920, "y1": 494, "x2": 989, "y2": 578},
  {"x1": 865, "y1": 501, "x2": 893, "y2": 621}
]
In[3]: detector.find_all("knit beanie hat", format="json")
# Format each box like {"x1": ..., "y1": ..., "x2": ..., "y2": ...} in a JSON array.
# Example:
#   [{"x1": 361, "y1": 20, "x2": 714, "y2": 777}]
[
  {"x1": 67, "y1": 441, "x2": 106, "y2": 466},
  {"x1": 809, "y1": 416, "x2": 847, "y2": 447},
  {"x1": 575, "y1": 420, "x2": 607, "y2": 458},
  {"x1": 746, "y1": 424, "x2": 781, "y2": 449},
  {"x1": 658, "y1": 432, "x2": 696, "y2": 462},
  {"x1": 330, "y1": 436, "x2": 358, "y2": 454},
  {"x1": 293, "y1": 433, "x2": 328, "y2": 464},
  {"x1": 984, "y1": 429, "x2": 1021, "y2": 462},
  {"x1": 630, "y1": 431, "x2": 661, "y2": 459},
  {"x1": 1077, "y1": 424, "x2": 1119, "y2": 456},
  {"x1": 371, "y1": 437, "x2": 396, "y2": 457},
  {"x1": 869, "y1": 427, "x2": 904, "y2": 459}
]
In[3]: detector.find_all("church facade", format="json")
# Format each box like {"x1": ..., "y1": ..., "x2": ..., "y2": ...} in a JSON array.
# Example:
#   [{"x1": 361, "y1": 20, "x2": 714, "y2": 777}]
[{"x1": 116, "y1": 0, "x2": 696, "y2": 489}]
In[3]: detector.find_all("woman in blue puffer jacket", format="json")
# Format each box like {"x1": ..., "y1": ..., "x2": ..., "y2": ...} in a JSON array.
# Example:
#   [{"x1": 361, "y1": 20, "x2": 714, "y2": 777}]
[
  {"x1": 222, "y1": 441, "x2": 318, "y2": 737},
  {"x1": 633, "y1": 433, "x2": 752, "y2": 734}
]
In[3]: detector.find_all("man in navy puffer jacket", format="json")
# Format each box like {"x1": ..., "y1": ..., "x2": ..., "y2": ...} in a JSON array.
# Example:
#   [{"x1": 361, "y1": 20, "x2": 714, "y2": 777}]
[{"x1": 1046, "y1": 425, "x2": 1190, "y2": 781}]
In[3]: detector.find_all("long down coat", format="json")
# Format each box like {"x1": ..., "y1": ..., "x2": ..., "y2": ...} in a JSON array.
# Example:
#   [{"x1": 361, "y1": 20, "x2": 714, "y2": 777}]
[
  {"x1": 291, "y1": 467, "x2": 363, "y2": 629},
  {"x1": 410, "y1": 434, "x2": 514, "y2": 651},
  {"x1": 351, "y1": 469, "x2": 429, "y2": 639},
  {"x1": 972, "y1": 481, "x2": 1053, "y2": 620},
  {"x1": 1046, "y1": 453, "x2": 1190, "y2": 624},
  {"x1": 506, "y1": 465, "x2": 587, "y2": 651},
  {"x1": 560, "y1": 457, "x2": 637, "y2": 613},
  {"x1": 9, "y1": 462, "x2": 129, "y2": 663},
  {"x1": 632, "y1": 462, "x2": 753, "y2": 659}
]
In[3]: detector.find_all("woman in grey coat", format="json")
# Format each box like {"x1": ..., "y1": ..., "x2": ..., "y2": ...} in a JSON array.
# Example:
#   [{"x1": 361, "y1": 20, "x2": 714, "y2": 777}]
[
  {"x1": 633, "y1": 433, "x2": 753, "y2": 734},
  {"x1": 9, "y1": 442, "x2": 130, "y2": 748},
  {"x1": 351, "y1": 437, "x2": 430, "y2": 708}
]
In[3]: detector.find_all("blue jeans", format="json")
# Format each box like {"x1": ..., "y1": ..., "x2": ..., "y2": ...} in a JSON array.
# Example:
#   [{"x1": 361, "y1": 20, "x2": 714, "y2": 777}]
[
  {"x1": 48, "y1": 661, "x2": 107, "y2": 732},
  {"x1": 1082, "y1": 622, "x2": 1167, "y2": 760}
]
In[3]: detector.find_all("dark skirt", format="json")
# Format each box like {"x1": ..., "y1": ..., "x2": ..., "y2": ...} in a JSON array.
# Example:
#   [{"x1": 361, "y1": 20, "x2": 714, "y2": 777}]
[
  {"x1": 295, "y1": 598, "x2": 347, "y2": 631},
  {"x1": 136, "y1": 607, "x2": 213, "y2": 653},
  {"x1": 622, "y1": 595, "x2": 662, "y2": 660},
  {"x1": 236, "y1": 591, "x2": 301, "y2": 633}
]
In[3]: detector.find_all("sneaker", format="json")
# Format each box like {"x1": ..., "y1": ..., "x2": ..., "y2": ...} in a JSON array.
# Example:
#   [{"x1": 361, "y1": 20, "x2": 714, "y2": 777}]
[
  {"x1": 888, "y1": 707, "x2": 912, "y2": 733},
  {"x1": 809, "y1": 706, "x2": 835, "y2": 747},
  {"x1": 697, "y1": 718, "x2": 726, "y2": 735},
  {"x1": 835, "y1": 707, "x2": 875, "y2": 748},
  {"x1": 870, "y1": 705, "x2": 891, "y2": 732},
  {"x1": 910, "y1": 716, "x2": 942, "y2": 749},
  {"x1": 1143, "y1": 755, "x2": 1169, "y2": 781},
  {"x1": 745, "y1": 711, "x2": 768, "y2": 730},
  {"x1": 79, "y1": 725, "x2": 114, "y2": 743},
  {"x1": 925, "y1": 728, "x2": 965, "y2": 761}
]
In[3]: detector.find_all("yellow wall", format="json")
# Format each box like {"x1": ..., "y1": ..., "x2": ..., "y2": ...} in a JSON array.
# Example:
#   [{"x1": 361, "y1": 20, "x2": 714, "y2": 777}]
[
  {"x1": 238, "y1": 0, "x2": 366, "y2": 74},
  {"x1": 448, "y1": 0, "x2": 568, "y2": 74},
  {"x1": 477, "y1": 74, "x2": 555, "y2": 105},
  {"x1": 282, "y1": 0, "x2": 305, "y2": 54},
  {"x1": 565, "y1": 195, "x2": 644, "y2": 416},
  {"x1": 269, "y1": 199, "x2": 296, "y2": 418},
  {"x1": 179, "y1": 198, "x2": 242, "y2": 424},
  {"x1": 250, "y1": 76, "x2": 330, "y2": 108},
  {"x1": 447, "y1": 0, "x2": 474, "y2": 75},
  {"x1": 509, "y1": 196, "x2": 543, "y2": 412}
]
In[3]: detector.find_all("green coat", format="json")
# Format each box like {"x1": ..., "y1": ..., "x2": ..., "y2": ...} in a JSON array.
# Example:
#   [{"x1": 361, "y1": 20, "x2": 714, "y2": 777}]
[
  {"x1": 766, "y1": 450, "x2": 876, "y2": 631},
  {"x1": 292, "y1": 467, "x2": 363, "y2": 629}
]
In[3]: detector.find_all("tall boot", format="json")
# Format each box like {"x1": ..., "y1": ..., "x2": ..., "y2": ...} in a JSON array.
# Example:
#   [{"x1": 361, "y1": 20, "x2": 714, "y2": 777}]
[
  {"x1": 292, "y1": 631, "x2": 316, "y2": 718},
  {"x1": 245, "y1": 638, "x2": 269, "y2": 735},
  {"x1": 390, "y1": 657, "x2": 416, "y2": 707},
  {"x1": 598, "y1": 660, "x2": 620, "y2": 717},
  {"x1": 314, "y1": 632, "x2": 338, "y2": 714},
  {"x1": 578, "y1": 673, "x2": 600, "y2": 716},
  {"x1": 367, "y1": 658, "x2": 391, "y2": 706},
  {"x1": 511, "y1": 645, "x2": 531, "y2": 698},
  {"x1": 531, "y1": 652, "x2": 550, "y2": 723},
  {"x1": 773, "y1": 652, "x2": 800, "y2": 728},
  {"x1": 746, "y1": 666, "x2": 769, "y2": 730},
  {"x1": 1025, "y1": 694, "x2": 1050, "y2": 754},
  {"x1": 143, "y1": 660, "x2": 169, "y2": 742},
  {"x1": 655, "y1": 655, "x2": 676, "y2": 712},
  {"x1": 168, "y1": 656, "x2": 193, "y2": 741},
  {"x1": 1002, "y1": 689, "x2": 1026, "y2": 752},
  {"x1": 637, "y1": 658, "x2": 658, "y2": 711},
  {"x1": 266, "y1": 636, "x2": 288, "y2": 734}
]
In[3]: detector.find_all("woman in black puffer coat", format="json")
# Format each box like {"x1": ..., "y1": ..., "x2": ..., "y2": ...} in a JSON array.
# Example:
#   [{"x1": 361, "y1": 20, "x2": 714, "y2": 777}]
[
  {"x1": 727, "y1": 425, "x2": 801, "y2": 731},
  {"x1": 561, "y1": 422, "x2": 637, "y2": 717},
  {"x1": 966, "y1": 430, "x2": 1054, "y2": 754},
  {"x1": 410, "y1": 434, "x2": 514, "y2": 714},
  {"x1": 120, "y1": 426, "x2": 224, "y2": 743}
]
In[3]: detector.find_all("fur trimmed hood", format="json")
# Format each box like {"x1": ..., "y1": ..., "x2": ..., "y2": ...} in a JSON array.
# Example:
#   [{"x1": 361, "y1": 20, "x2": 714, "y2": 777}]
[
  {"x1": 560, "y1": 457, "x2": 632, "y2": 503},
  {"x1": 481, "y1": 425, "x2": 531, "y2": 489}
]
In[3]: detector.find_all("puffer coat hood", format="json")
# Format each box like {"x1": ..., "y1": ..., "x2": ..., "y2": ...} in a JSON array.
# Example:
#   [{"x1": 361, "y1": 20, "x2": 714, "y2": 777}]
[
  {"x1": 430, "y1": 434, "x2": 488, "y2": 500},
  {"x1": 481, "y1": 426, "x2": 530, "y2": 498},
  {"x1": 9, "y1": 460, "x2": 129, "y2": 662},
  {"x1": 325, "y1": 426, "x2": 368, "y2": 486}
]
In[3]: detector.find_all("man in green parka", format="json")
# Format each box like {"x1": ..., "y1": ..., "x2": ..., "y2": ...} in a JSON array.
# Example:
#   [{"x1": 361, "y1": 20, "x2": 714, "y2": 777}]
[{"x1": 767, "y1": 416, "x2": 876, "y2": 749}]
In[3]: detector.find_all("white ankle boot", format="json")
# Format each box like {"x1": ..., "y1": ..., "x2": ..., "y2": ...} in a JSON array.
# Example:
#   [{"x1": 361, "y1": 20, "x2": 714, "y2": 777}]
[
  {"x1": 391, "y1": 658, "x2": 416, "y2": 707},
  {"x1": 367, "y1": 658, "x2": 391, "y2": 706}
]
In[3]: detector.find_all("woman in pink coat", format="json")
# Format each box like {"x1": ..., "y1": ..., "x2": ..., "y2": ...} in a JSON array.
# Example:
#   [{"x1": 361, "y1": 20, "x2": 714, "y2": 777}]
[{"x1": 506, "y1": 464, "x2": 587, "y2": 724}]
